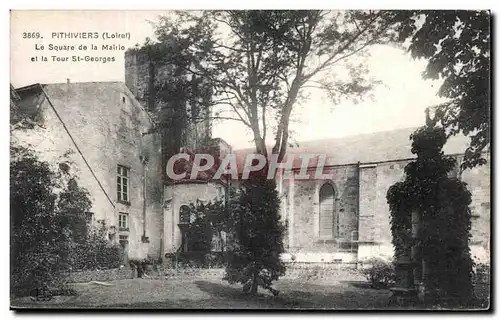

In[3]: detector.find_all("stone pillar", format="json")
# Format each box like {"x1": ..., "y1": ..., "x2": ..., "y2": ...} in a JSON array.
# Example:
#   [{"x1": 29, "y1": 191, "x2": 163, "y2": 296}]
[
  {"x1": 288, "y1": 173, "x2": 295, "y2": 248},
  {"x1": 389, "y1": 210, "x2": 420, "y2": 306},
  {"x1": 357, "y1": 164, "x2": 377, "y2": 262},
  {"x1": 411, "y1": 210, "x2": 422, "y2": 286}
]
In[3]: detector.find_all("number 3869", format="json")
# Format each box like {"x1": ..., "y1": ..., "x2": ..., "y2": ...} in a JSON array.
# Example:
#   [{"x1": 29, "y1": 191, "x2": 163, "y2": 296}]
[{"x1": 23, "y1": 32, "x2": 41, "y2": 39}]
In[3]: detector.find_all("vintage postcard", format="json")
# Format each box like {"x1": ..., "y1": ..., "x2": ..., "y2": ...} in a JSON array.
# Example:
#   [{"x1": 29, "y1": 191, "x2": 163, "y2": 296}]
[{"x1": 9, "y1": 9, "x2": 491, "y2": 310}]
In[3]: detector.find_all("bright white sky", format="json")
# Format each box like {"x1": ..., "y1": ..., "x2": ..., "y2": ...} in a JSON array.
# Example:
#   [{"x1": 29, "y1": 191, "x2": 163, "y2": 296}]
[{"x1": 10, "y1": 10, "x2": 446, "y2": 149}]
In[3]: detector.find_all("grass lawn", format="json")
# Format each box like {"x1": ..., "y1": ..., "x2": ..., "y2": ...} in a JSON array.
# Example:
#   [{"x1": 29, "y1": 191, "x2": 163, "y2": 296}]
[
  {"x1": 11, "y1": 276, "x2": 490, "y2": 310},
  {"x1": 11, "y1": 278, "x2": 391, "y2": 309}
]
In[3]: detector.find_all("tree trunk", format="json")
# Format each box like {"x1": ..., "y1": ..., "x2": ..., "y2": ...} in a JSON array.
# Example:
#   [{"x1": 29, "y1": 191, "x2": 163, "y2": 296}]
[{"x1": 250, "y1": 270, "x2": 259, "y2": 295}]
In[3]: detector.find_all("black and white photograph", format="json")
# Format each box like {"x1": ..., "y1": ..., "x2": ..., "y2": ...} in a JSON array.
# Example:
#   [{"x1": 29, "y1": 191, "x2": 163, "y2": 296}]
[{"x1": 9, "y1": 8, "x2": 491, "y2": 310}]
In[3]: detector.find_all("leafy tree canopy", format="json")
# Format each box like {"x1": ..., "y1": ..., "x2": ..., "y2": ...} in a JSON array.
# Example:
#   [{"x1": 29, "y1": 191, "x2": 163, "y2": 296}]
[
  {"x1": 136, "y1": 10, "x2": 399, "y2": 162},
  {"x1": 389, "y1": 10, "x2": 490, "y2": 169}
]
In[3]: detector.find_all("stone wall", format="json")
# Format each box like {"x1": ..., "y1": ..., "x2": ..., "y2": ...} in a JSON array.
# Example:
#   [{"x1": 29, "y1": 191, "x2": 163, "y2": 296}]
[
  {"x1": 162, "y1": 181, "x2": 224, "y2": 254},
  {"x1": 282, "y1": 153, "x2": 490, "y2": 264},
  {"x1": 459, "y1": 154, "x2": 491, "y2": 262},
  {"x1": 124, "y1": 49, "x2": 211, "y2": 151},
  {"x1": 63, "y1": 268, "x2": 134, "y2": 283},
  {"x1": 149, "y1": 265, "x2": 364, "y2": 282},
  {"x1": 12, "y1": 83, "x2": 164, "y2": 261},
  {"x1": 284, "y1": 165, "x2": 359, "y2": 263}
]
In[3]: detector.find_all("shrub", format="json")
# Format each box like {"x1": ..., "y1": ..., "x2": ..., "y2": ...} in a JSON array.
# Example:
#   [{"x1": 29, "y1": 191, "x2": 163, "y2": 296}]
[
  {"x1": 361, "y1": 258, "x2": 396, "y2": 289},
  {"x1": 10, "y1": 146, "x2": 74, "y2": 297},
  {"x1": 473, "y1": 262, "x2": 490, "y2": 284},
  {"x1": 69, "y1": 220, "x2": 123, "y2": 271},
  {"x1": 386, "y1": 124, "x2": 475, "y2": 300},
  {"x1": 224, "y1": 176, "x2": 286, "y2": 296},
  {"x1": 163, "y1": 251, "x2": 226, "y2": 269}
]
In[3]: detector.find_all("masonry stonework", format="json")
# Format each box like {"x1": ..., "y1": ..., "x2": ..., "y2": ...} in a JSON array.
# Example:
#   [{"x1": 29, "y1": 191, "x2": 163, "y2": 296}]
[
  {"x1": 278, "y1": 149, "x2": 490, "y2": 264},
  {"x1": 13, "y1": 79, "x2": 490, "y2": 268},
  {"x1": 282, "y1": 166, "x2": 359, "y2": 264},
  {"x1": 12, "y1": 82, "x2": 164, "y2": 261},
  {"x1": 125, "y1": 49, "x2": 211, "y2": 151},
  {"x1": 162, "y1": 182, "x2": 223, "y2": 254}
]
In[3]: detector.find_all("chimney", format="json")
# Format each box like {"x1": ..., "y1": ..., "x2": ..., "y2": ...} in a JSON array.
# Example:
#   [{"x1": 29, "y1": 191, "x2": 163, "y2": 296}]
[{"x1": 66, "y1": 78, "x2": 70, "y2": 84}]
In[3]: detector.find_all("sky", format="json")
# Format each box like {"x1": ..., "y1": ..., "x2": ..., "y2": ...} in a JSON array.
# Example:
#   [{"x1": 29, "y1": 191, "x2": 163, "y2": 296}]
[{"x1": 10, "y1": 10, "x2": 446, "y2": 150}]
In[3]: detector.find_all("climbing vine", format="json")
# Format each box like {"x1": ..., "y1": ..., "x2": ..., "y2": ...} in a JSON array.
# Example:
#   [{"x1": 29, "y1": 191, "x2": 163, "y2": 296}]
[
  {"x1": 387, "y1": 122, "x2": 474, "y2": 301},
  {"x1": 130, "y1": 37, "x2": 214, "y2": 181}
]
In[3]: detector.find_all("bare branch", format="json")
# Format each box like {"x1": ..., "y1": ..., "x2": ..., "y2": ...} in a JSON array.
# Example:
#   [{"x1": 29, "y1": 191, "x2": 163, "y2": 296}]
[{"x1": 303, "y1": 12, "x2": 382, "y2": 81}]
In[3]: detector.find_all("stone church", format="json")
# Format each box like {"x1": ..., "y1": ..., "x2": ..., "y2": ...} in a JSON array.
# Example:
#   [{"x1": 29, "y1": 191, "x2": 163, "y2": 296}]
[
  {"x1": 10, "y1": 49, "x2": 490, "y2": 266},
  {"x1": 266, "y1": 129, "x2": 490, "y2": 265}
]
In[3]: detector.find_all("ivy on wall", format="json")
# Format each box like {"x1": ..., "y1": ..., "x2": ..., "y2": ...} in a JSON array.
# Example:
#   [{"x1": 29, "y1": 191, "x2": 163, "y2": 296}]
[{"x1": 386, "y1": 123, "x2": 474, "y2": 302}]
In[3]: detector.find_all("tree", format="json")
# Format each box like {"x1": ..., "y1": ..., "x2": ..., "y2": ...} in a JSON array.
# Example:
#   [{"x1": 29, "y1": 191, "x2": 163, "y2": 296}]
[
  {"x1": 10, "y1": 145, "x2": 72, "y2": 296},
  {"x1": 57, "y1": 178, "x2": 92, "y2": 244},
  {"x1": 185, "y1": 201, "x2": 215, "y2": 254},
  {"x1": 390, "y1": 10, "x2": 490, "y2": 170},
  {"x1": 145, "y1": 10, "x2": 398, "y2": 162},
  {"x1": 190, "y1": 199, "x2": 230, "y2": 251},
  {"x1": 224, "y1": 176, "x2": 286, "y2": 295},
  {"x1": 10, "y1": 142, "x2": 106, "y2": 296},
  {"x1": 387, "y1": 119, "x2": 474, "y2": 303}
]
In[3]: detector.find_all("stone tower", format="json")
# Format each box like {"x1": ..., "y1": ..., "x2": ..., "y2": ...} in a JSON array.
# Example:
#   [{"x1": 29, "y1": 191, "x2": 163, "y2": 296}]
[{"x1": 124, "y1": 48, "x2": 212, "y2": 151}]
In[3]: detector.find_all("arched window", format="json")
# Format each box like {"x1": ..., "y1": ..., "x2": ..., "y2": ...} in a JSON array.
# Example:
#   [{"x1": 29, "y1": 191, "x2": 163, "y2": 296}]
[{"x1": 319, "y1": 183, "x2": 336, "y2": 239}]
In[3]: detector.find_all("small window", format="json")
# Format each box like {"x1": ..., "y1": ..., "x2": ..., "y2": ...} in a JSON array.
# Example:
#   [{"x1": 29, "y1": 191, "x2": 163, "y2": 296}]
[
  {"x1": 119, "y1": 234, "x2": 128, "y2": 249},
  {"x1": 85, "y1": 212, "x2": 94, "y2": 224},
  {"x1": 119, "y1": 212, "x2": 129, "y2": 231},
  {"x1": 117, "y1": 165, "x2": 130, "y2": 203},
  {"x1": 122, "y1": 96, "x2": 126, "y2": 103},
  {"x1": 351, "y1": 231, "x2": 359, "y2": 241},
  {"x1": 179, "y1": 205, "x2": 192, "y2": 225}
]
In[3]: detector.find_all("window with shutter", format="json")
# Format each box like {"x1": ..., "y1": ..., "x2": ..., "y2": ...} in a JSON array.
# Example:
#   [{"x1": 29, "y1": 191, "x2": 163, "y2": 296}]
[{"x1": 319, "y1": 183, "x2": 336, "y2": 239}]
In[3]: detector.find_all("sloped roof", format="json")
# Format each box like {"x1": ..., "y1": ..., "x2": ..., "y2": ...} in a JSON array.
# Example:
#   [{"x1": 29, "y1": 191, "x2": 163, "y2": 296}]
[
  {"x1": 234, "y1": 127, "x2": 471, "y2": 169},
  {"x1": 14, "y1": 81, "x2": 153, "y2": 127}
]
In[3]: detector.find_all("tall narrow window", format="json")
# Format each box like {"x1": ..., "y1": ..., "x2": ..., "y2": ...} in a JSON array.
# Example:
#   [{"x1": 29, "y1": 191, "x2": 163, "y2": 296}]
[
  {"x1": 319, "y1": 183, "x2": 336, "y2": 239},
  {"x1": 117, "y1": 165, "x2": 130, "y2": 203},
  {"x1": 119, "y1": 234, "x2": 129, "y2": 264},
  {"x1": 179, "y1": 205, "x2": 192, "y2": 252},
  {"x1": 216, "y1": 184, "x2": 226, "y2": 203}
]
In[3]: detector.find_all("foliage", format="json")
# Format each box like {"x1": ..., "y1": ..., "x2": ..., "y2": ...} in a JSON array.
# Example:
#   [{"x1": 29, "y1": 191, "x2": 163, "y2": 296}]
[
  {"x1": 130, "y1": 34, "x2": 214, "y2": 175},
  {"x1": 472, "y1": 262, "x2": 490, "y2": 284},
  {"x1": 139, "y1": 10, "x2": 399, "y2": 162},
  {"x1": 69, "y1": 220, "x2": 123, "y2": 271},
  {"x1": 224, "y1": 176, "x2": 286, "y2": 295},
  {"x1": 389, "y1": 10, "x2": 490, "y2": 169},
  {"x1": 165, "y1": 251, "x2": 227, "y2": 268},
  {"x1": 10, "y1": 145, "x2": 72, "y2": 296},
  {"x1": 185, "y1": 200, "x2": 230, "y2": 252},
  {"x1": 57, "y1": 178, "x2": 92, "y2": 244},
  {"x1": 386, "y1": 121, "x2": 474, "y2": 302},
  {"x1": 361, "y1": 258, "x2": 396, "y2": 289},
  {"x1": 187, "y1": 208, "x2": 214, "y2": 253},
  {"x1": 10, "y1": 143, "x2": 121, "y2": 296}
]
